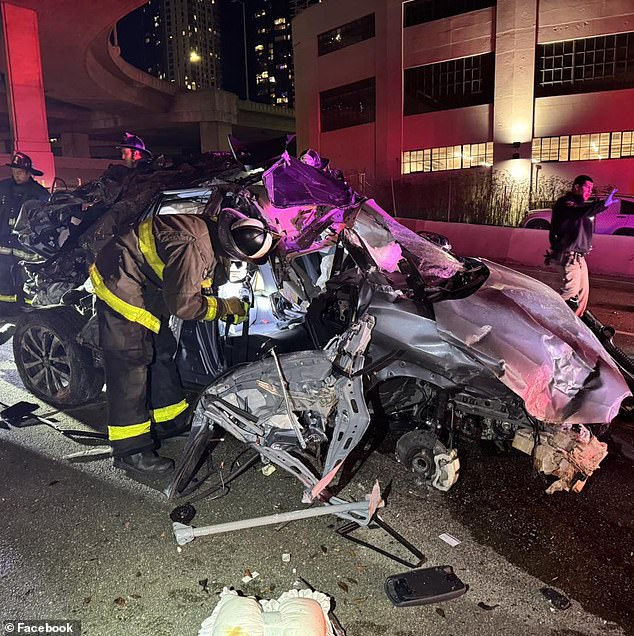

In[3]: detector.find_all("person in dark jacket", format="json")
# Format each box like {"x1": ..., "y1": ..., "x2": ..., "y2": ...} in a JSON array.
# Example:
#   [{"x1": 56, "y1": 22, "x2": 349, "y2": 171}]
[
  {"x1": 0, "y1": 152, "x2": 49, "y2": 305},
  {"x1": 90, "y1": 208, "x2": 275, "y2": 476},
  {"x1": 547, "y1": 175, "x2": 618, "y2": 316},
  {"x1": 98, "y1": 132, "x2": 155, "y2": 185}
]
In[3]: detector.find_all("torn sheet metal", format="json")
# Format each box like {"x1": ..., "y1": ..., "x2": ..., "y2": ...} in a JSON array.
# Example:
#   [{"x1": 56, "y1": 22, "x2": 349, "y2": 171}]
[
  {"x1": 170, "y1": 315, "x2": 375, "y2": 502},
  {"x1": 512, "y1": 426, "x2": 608, "y2": 494},
  {"x1": 434, "y1": 261, "x2": 631, "y2": 424},
  {"x1": 346, "y1": 200, "x2": 465, "y2": 285}
]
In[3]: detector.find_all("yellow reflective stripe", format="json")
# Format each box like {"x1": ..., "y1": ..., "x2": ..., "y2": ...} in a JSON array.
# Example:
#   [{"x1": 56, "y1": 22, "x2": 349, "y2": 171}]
[
  {"x1": 204, "y1": 296, "x2": 219, "y2": 320},
  {"x1": 13, "y1": 249, "x2": 41, "y2": 261},
  {"x1": 201, "y1": 277, "x2": 213, "y2": 290},
  {"x1": 0, "y1": 247, "x2": 12, "y2": 255},
  {"x1": 108, "y1": 420, "x2": 151, "y2": 441},
  {"x1": 23, "y1": 297, "x2": 33, "y2": 305},
  {"x1": 151, "y1": 399, "x2": 189, "y2": 423},
  {"x1": 0, "y1": 294, "x2": 17, "y2": 303},
  {"x1": 138, "y1": 218, "x2": 165, "y2": 280},
  {"x1": 89, "y1": 264, "x2": 161, "y2": 334}
]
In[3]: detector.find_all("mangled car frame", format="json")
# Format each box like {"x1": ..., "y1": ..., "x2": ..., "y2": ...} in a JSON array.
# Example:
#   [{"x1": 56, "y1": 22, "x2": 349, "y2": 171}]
[
  {"x1": 7, "y1": 147, "x2": 632, "y2": 500},
  {"x1": 169, "y1": 152, "x2": 631, "y2": 500}
]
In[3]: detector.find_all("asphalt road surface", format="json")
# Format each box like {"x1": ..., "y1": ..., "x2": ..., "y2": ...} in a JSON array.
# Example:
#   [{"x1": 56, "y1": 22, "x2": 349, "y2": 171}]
[{"x1": 0, "y1": 266, "x2": 632, "y2": 636}]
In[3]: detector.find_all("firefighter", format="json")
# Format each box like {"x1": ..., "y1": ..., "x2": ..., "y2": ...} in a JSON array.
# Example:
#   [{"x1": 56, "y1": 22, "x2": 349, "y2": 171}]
[
  {"x1": 99, "y1": 132, "x2": 154, "y2": 185},
  {"x1": 0, "y1": 152, "x2": 49, "y2": 306},
  {"x1": 90, "y1": 208, "x2": 275, "y2": 475}
]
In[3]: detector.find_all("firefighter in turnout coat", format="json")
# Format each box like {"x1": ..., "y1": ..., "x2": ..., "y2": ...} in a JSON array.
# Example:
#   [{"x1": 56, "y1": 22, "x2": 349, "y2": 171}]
[{"x1": 90, "y1": 208, "x2": 274, "y2": 475}]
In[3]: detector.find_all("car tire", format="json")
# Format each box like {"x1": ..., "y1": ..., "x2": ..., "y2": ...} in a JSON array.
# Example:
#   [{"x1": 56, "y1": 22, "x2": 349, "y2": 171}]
[
  {"x1": 613, "y1": 229, "x2": 634, "y2": 236},
  {"x1": 12, "y1": 308, "x2": 103, "y2": 408},
  {"x1": 526, "y1": 219, "x2": 550, "y2": 230}
]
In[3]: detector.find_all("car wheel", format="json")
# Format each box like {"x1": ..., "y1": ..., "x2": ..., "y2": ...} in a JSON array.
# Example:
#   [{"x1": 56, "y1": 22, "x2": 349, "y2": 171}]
[
  {"x1": 613, "y1": 229, "x2": 634, "y2": 236},
  {"x1": 12, "y1": 308, "x2": 103, "y2": 408},
  {"x1": 526, "y1": 219, "x2": 550, "y2": 230}
]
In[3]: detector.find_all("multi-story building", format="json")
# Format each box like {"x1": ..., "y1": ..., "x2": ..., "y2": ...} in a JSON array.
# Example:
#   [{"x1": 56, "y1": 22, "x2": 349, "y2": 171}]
[
  {"x1": 293, "y1": 0, "x2": 634, "y2": 220},
  {"x1": 291, "y1": 0, "x2": 323, "y2": 18},
  {"x1": 247, "y1": 0, "x2": 295, "y2": 107},
  {"x1": 119, "y1": 0, "x2": 221, "y2": 91}
]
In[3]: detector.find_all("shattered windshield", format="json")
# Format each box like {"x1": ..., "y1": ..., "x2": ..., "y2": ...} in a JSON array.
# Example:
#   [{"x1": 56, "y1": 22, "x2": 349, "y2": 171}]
[
  {"x1": 346, "y1": 200, "x2": 465, "y2": 285},
  {"x1": 262, "y1": 154, "x2": 465, "y2": 286}
]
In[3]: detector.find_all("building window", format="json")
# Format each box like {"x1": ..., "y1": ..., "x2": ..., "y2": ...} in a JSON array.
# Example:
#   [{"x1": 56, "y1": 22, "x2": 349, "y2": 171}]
[
  {"x1": 404, "y1": 53, "x2": 494, "y2": 115},
  {"x1": 404, "y1": 0, "x2": 495, "y2": 28},
  {"x1": 320, "y1": 77, "x2": 376, "y2": 132},
  {"x1": 402, "y1": 142, "x2": 493, "y2": 174},
  {"x1": 536, "y1": 32, "x2": 634, "y2": 97},
  {"x1": 317, "y1": 14, "x2": 375, "y2": 56},
  {"x1": 532, "y1": 130, "x2": 634, "y2": 162}
]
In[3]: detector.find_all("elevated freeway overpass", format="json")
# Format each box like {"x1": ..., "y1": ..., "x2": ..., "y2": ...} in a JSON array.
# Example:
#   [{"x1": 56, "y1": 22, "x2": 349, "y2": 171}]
[{"x1": 0, "y1": 0, "x2": 294, "y2": 185}]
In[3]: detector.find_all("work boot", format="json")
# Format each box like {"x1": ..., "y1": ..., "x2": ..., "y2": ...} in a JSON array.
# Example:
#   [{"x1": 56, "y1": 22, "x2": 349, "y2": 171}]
[
  {"x1": 154, "y1": 410, "x2": 192, "y2": 441},
  {"x1": 113, "y1": 450, "x2": 174, "y2": 476}
]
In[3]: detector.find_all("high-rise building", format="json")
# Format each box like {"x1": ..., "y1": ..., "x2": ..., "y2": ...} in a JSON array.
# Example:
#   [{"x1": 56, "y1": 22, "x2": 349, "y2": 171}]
[
  {"x1": 118, "y1": 0, "x2": 221, "y2": 91},
  {"x1": 290, "y1": 0, "x2": 321, "y2": 18},
  {"x1": 247, "y1": 0, "x2": 294, "y2": 107}
]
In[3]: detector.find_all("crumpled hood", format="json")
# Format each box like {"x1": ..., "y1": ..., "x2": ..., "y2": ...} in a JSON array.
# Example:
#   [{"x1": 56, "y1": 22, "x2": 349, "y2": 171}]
[{"x1": 433, "y1": 260, "x2": 631, "y2": 424}]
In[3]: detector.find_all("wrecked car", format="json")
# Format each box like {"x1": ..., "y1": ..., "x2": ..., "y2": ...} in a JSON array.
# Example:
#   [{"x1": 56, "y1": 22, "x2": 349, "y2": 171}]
[{"x1": 3, "y1": 148, "x2": 632, "y2": 498}]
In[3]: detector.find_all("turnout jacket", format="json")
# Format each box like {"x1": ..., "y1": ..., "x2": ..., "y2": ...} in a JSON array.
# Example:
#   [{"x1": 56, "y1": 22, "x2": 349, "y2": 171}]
[
  {"x1": 90, "y1": 214, "x2": 222, "y2": 334},
  {"x1": 0, "y1": 177, "x2": 49, "y2": 237},
  {"x1": 549, "y1": 193, "x2": 606, "y2": 255}
]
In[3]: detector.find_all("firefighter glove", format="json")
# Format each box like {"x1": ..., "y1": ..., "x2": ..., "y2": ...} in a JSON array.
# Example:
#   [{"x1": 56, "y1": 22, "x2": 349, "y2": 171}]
[{"x1": 218, "y1": 296, "x2": 250, "y2": 324}]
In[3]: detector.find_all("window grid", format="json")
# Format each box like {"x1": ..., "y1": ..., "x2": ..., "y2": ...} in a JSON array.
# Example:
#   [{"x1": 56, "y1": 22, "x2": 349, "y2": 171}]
[
  {"x1": 402, "y1": 141, "x2": 493, "y2": 174},
  {"x1": 318, "y1": 14, "x2": 375, "y2": 56},
  {"x1": 532, "y1": 130, "x2": 634, "y2": 162},
  {"x1": 320, "y1": 77, "x2": 376, "y2": 133},
  {"x1": 404, "y1": 0, "x2": 495, "y2": 28},
  {"x1": 404, "y1": 53, "x2": 494, "y2": 115},
  {"x1": 536, "y1": 31, "x2": 634, "y2": 96}
]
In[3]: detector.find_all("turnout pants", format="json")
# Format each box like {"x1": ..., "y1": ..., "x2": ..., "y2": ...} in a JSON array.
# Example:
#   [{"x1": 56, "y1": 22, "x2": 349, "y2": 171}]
[
  {"x1": 97, "y1": 300, "x2": 188, "y2": 457},
  {"x1": 557, "y1": 252, "x2": 589, "y2": 316},
  {"x1": 0, "y1": 251, "x2": 18, "y2": 304}
]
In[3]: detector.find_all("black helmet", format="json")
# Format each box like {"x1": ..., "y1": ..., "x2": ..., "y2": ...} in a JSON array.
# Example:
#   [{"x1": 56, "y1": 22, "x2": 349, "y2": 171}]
[
  {"x1": 216, "y1": 208, "x2": 275, "y2": 264},
  {"x1": 116, "y1": 132, "x2": 152, "y2": 158}
]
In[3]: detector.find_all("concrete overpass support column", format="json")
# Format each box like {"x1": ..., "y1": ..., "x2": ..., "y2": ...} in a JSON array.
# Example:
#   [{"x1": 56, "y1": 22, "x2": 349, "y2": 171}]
[
  {"x1": 200, "y1": 121, "x2": 232, "y2": 153},
  {"x1": 61, "y1": 132, "x2": 91, "y2": 158},
  {"x1": 493, "y1": 0, "x2": 538, "y2": 222},
  {"x1": 0, "y1": 2, "x2": 55, "y2": 188}
]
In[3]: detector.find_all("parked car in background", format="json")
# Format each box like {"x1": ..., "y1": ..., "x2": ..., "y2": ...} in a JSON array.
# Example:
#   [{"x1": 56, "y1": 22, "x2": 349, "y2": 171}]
[{"x1": 521, "y1": 198, "x2": 634, "y2": 235}]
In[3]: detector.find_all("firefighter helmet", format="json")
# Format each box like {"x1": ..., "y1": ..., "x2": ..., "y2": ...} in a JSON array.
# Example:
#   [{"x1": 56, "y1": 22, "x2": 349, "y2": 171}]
[{"x1": 216, "y1": 208, "x2": 275, "y2": 264}]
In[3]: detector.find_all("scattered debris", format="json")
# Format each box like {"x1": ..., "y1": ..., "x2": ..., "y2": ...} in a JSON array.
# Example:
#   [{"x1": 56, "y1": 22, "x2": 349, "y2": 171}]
[
  {"x1": 435, "y1": 607, "x2": 446, "y2": 618},
  {"x1": 320, "y1": 545, "x2": 328, "y2": 554},
  {"x1": 113, "y1": 597, "x2": 127, "y2": 608},
  {"x1": 262, "y1": 464, "x2": 276, "y2": 476},
  {"x1": 170, "y1": 503, "x2": 196, "y2": 525},
  {"x1": 385, "y1": 566, "x2": 467, "y2": 607},
  {"x1": 172, "y1": 488, "x2": 382, "y2": 546},
  {"x1": 477, "y1": 602, "x2": 499, "y2": 610},
  {"x1": 241, "y1": 571, "x2": 260, "y2": 584},
  {"x1": 337, "y1": 581, "x2": 349, "y2": 593},
  {"x1": 282, "y1": 553, "x2": 291, "y2": 562},
  {"x1": 540, "y1": 587, "x2": 571, "y2": 610},
  {"x1": 199, "y1": 578, "x2": 210, "y2": 594},
  {"x1": 439, "y1": 533, "x2": 461, "y2": 547}
]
